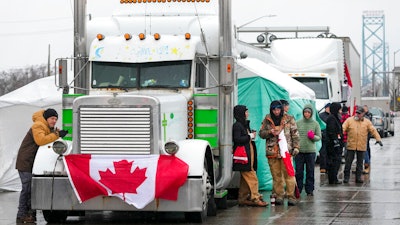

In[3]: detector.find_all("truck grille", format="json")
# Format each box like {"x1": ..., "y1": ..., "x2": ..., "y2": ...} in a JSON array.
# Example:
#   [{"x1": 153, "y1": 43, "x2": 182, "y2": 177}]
[{"x1": 79, "y1": 107, "x2": 152, "y2": 155}]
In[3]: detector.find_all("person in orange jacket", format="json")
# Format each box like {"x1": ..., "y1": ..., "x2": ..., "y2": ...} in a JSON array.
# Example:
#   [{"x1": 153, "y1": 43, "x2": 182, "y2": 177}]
[{"x1": 15, "y1": 108, "x2": 68, "y2": 223}]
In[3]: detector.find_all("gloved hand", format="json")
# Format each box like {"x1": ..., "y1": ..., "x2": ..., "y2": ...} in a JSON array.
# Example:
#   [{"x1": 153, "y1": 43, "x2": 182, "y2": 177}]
[
  {"x1": 375, "y1": 141, "x2": 383, "y2": 146},
  {"x1": 307, "y1": 130, "x2": 315, "y2": 140},
  {"x1": 59, "y1": 130, "x2": 69, "y2": 138},
  {"x1": 291, "y1": 148, "x2": 299, "y2": 156},
  {"x1": 333, "y1": 139, "x2": 341, "y2": 148}
]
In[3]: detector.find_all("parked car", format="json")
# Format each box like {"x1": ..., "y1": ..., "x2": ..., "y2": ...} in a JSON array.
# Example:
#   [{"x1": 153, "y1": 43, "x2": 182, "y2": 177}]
[
  {"x1": 387, "y1": 112, "x2": 395, "y2": 136},
  {"x1": 369, "y1": 107, "x2": 388, "y2": 138}
]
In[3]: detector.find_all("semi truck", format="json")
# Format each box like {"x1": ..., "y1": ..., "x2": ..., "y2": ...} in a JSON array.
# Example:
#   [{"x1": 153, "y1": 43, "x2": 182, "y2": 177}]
[
  {"x1": 269, "y1": 37, "x2": 361, "y2": 112},
  {"x1": 31, "y1": 0, "x2": 238, "y2": 223}
]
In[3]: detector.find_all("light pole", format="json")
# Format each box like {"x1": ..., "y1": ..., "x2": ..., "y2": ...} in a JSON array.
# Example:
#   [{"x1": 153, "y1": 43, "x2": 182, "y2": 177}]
[
  {"x1": 393, "y1": 49, "x2": 400, "y2": 111},
  {"x1": 236, "y1": 14, "x2": 277, "y2": 29}
]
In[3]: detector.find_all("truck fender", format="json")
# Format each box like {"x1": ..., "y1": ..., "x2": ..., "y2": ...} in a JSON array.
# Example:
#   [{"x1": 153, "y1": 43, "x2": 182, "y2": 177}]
[
  {"x1": 32, "y1": 139, "x2": 73, "y2": 175},
  {"x1": 175, "y1": 139, "x2": 211, "y2": 177}
]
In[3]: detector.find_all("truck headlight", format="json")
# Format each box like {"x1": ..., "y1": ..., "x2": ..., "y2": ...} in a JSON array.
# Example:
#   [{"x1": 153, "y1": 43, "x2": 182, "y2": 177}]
[
  {"x1": 164, "y1": 141, "x2": 179, "y2": 155},
  {"x1": 53, "y1": 140, "x2": 68, "y2": 155}
]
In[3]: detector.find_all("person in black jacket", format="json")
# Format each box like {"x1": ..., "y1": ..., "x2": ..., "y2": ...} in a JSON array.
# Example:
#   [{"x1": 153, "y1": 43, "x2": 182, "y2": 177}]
[
  {"x1": 232, "y1": 105, "x2": 267, "y2": 207},
  {"x1": 325, "y1": 102, "x2": 343, "y2": 184},
  {"x1": 318, "y1": 103, "x2": 330, "y2": 173}
]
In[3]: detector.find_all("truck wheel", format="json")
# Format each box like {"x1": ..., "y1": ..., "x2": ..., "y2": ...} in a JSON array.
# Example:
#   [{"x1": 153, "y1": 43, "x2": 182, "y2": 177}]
[
  {"x1": 227, "y1": 188, "x2": 239, "y2": 200},
  {"x1": 215, "y1": 194, "x2": 228, "y2": 209},
  {"x1": 42, "y1": 210, "x2": 68, "y2": 223},
  {"x1": 185, "y1": 159, "x2": 215, "y2": 222}
]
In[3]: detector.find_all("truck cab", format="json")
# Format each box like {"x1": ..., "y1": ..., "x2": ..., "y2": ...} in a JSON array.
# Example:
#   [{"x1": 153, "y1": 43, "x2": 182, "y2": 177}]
[
  {"x1": 31, "y1": 1, "x2": 237, "y2": 223},
  {"x1": 288, "y1": 73, "x2": 334, "y2": 111}
]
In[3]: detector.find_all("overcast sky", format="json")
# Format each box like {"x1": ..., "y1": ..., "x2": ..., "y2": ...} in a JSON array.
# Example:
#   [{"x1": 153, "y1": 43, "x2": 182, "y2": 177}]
[{"x1": 0, "y1": 0, "x2": 399, "y2": 71}]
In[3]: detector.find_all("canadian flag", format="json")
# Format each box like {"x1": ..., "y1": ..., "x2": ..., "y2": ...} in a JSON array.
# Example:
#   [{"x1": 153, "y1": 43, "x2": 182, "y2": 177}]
[
  {"x1": 344, "y1": 62, "x2": 353, "y2": 110},
  {"x1": 63, "y1": 154, "x2": 189, "y2": 209},
  {"x1": 278, "y1": 130, "x2": 295, "y2": 177}
]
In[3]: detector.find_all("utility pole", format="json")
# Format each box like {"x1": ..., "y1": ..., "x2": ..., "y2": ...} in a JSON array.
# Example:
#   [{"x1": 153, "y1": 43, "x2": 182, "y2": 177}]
[
  {"x1": 47, "y1": 44, "x2": 51, "y2": 77},
  {"x1": 393, "y1": 49, "x2": 400, "y2": 111}
]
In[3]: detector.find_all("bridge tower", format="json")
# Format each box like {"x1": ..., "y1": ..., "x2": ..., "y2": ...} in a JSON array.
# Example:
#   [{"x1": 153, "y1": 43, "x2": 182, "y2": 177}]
[{"x1": 362, "y1": 10, "x2": 389, "y2": 96}]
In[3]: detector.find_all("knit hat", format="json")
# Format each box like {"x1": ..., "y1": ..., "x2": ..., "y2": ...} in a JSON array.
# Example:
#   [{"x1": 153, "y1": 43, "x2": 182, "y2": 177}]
[
  {"x1": 43, "y1": 108, "x2": 58, "y2": 120},
  {"x1": 280, "y1": 99, "x2": 289, "y2": 106},
  {"x1": 342, "y1": 105, "x2": 348, "y2": 113},
  {"x1": 270, "y1": 100, "x2": 283, "y2": 110},
  {"x1": 324, "y1": 103, "x2": 331, "y2": 108}
]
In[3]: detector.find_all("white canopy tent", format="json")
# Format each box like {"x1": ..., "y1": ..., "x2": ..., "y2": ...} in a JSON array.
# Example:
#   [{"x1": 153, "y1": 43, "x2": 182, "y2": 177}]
[{"x1": 0, "y1": 76, "x2": 62, "y2": 191}]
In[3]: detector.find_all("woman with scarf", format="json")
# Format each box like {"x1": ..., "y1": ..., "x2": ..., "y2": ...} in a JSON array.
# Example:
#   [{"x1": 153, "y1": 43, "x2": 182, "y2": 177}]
[
  {"x1": 259, "y1": 100, "x2": 300, "y2": 206},
  {"x1": 232, "y1": 105, "x2": 267, "y2": 207}
]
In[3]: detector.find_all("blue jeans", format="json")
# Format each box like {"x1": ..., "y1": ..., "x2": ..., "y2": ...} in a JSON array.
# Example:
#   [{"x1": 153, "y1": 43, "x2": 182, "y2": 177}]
[
  {"x1": 364, "y1": 149, "x2": 370, "y2": 164},
  {"x1": 295, "y1": 152, "x2": 316, "y2": 194},
  {"x1": 364, "y1": 136, "x2": 371, "y2": 164},
  {"x1": 17, "y1": 171, "x2": 33, "y2": 218}
]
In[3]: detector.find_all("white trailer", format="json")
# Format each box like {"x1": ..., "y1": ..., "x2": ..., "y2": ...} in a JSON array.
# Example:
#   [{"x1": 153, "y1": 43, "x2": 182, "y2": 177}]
[{"x1": 269, "y1": 37, "x2": 361, "y2": 112}]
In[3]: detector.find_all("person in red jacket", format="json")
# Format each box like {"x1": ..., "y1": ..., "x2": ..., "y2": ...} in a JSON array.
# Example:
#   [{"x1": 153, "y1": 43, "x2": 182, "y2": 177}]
[{"x1": 15, "y1": 109, "x2": 68, "y2": 223}]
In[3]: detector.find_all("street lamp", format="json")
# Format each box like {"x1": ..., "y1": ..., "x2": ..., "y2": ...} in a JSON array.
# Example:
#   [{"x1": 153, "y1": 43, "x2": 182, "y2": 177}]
[
  {"x1": 393, "y1": 49, "x2": 400, "y2": 111},
  {"x1": 236, "y1": 14, "x2": 277, "y2": 29}
]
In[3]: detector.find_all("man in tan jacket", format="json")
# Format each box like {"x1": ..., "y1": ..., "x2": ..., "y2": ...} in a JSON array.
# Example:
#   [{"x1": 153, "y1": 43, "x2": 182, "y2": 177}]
[{"x1": 342, "y1": 106, "x2": 382, "y2": 184}]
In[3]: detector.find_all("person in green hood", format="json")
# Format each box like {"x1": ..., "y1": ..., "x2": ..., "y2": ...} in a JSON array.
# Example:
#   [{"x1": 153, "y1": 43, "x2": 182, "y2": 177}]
[{"x1": 295, "y1": 104, "x2": 321, "y2": 196}]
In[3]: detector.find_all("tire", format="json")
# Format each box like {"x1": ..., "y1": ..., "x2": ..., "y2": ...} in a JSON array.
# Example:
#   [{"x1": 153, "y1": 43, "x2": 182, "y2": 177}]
[
  {"x1": 379, "y1": 130, "x2": 384, "y2": 138},
  {"x1": 185, "y1": 158, "x2": 215, "y2": 222},
  {"x1": 42, "y1": 210, "x2": 68, "y2": 223},
  {"x1": 215, "y1": 194, "x2": 228, "y2": 209}
]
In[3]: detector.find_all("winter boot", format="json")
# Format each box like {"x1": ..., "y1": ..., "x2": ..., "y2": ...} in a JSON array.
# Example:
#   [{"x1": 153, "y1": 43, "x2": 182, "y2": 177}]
[{"x1": 363, "y1": 163, "x2": 370, "y2": 174}]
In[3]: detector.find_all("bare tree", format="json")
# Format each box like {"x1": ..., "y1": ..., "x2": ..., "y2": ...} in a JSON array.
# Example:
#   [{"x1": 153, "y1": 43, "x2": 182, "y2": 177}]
[{"x1": 0, "y1": 64, "x2": 53, "y2": 96}]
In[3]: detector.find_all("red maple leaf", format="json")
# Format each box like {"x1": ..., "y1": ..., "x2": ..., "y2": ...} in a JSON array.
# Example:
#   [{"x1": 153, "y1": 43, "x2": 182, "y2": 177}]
[{"x1": 98, "y1": 160, "x2": 147, "y2": 199}]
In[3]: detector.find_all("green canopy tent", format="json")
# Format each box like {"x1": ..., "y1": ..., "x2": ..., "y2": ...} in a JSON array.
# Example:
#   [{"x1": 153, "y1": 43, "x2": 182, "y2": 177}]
[{"x1": 237, "y1": 58, "x2": 325, "y2": 190}]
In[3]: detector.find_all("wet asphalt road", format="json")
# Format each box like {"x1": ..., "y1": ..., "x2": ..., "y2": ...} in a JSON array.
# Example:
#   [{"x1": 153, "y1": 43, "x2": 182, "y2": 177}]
[{"x1": 2, "y1": 117, "x2": 400, "y2": 225}]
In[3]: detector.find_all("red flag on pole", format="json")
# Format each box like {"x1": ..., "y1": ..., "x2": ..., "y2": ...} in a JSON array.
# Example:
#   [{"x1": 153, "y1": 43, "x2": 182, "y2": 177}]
[{"x1": 344, "y1": 63, "x2": 353, "y2": 88}]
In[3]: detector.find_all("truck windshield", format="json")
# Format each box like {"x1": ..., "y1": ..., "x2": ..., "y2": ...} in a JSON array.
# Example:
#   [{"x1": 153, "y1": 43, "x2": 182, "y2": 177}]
[
  {"x1": 293, "y1": 77, "x2": 329, "y2": 99},
  {"x1": 91, "y1": 60, "x2": 191, "y2": 89}
]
